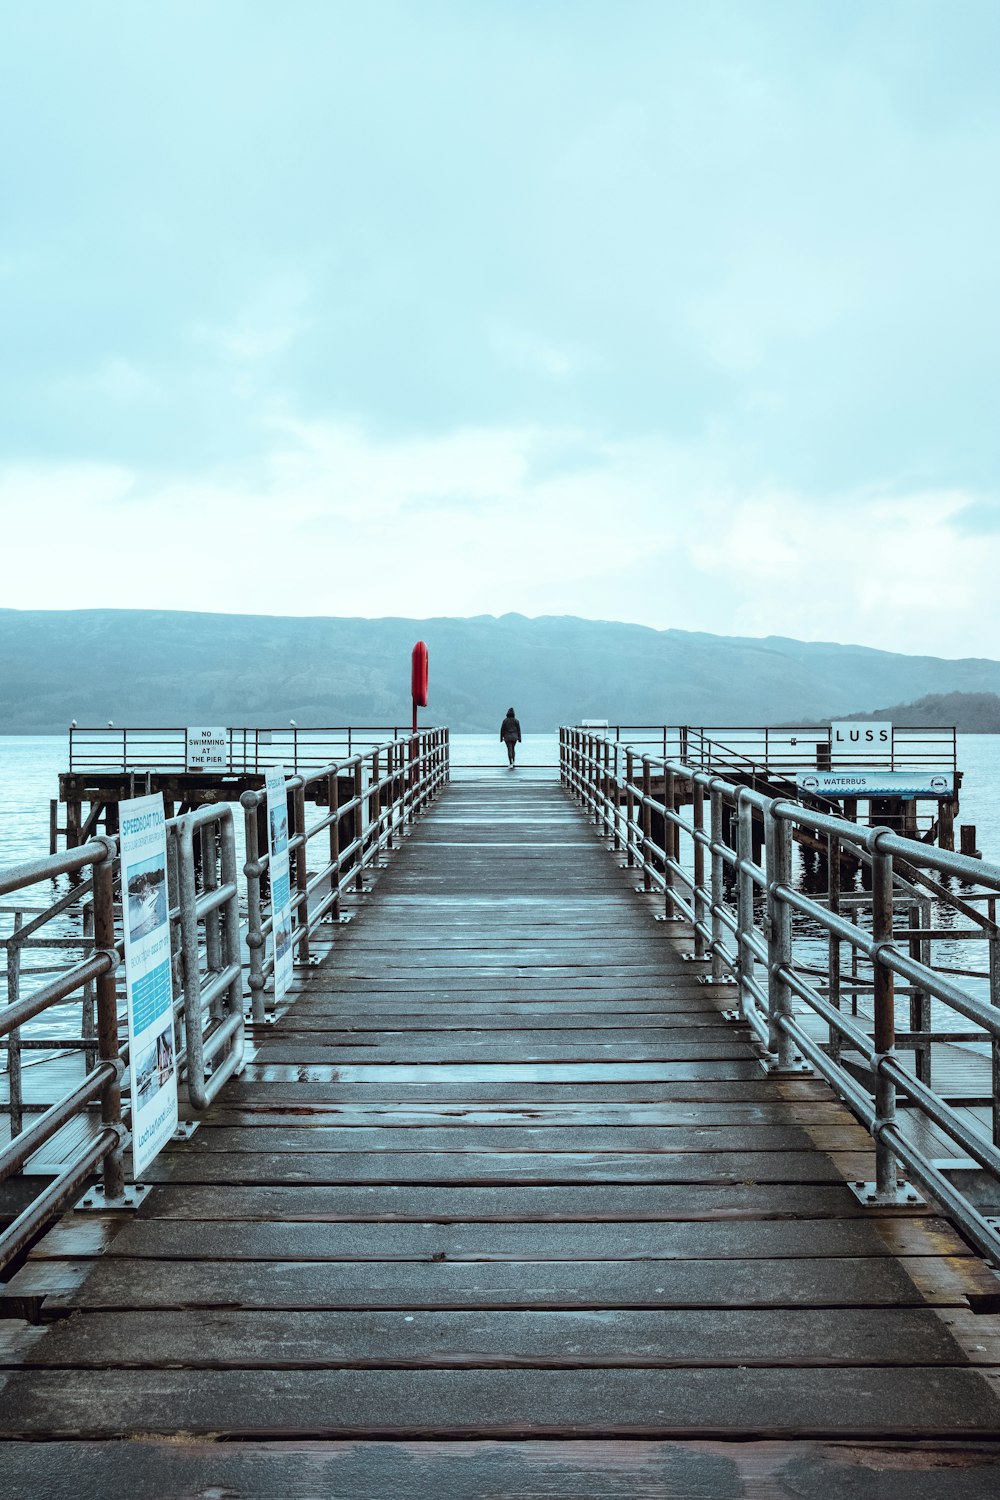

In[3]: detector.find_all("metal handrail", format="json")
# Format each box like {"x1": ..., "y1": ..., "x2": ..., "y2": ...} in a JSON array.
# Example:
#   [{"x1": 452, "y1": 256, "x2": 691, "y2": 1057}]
[
  {"x1": 559, "y1": 726, "x2": 1000, "y2": 1268},
  {"x1": 67, "y1": 723, "x2": 443, "y2": 775},
  {"x1": 240, "y1": 728, "x2": 450, "y2": 1021},
  {"x1": 0, "y1": 804, "x2": 245, "y2": 1272}
]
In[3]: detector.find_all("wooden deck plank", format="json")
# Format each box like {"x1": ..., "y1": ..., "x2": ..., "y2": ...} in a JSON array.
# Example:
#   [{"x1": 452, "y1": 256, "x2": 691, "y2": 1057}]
[
  {"x1": 123, "y1": 1181, "x2": 907, "y2": 1221},
  {"x1": 3, "y1": 1365, "x2": 1000, "y2": 1439},
  {"x1": 37, "y1": 1215, "x2": 966, "y2": 1263},
  {"x1": 2, "y1": 1438, "x2": 1000, "y2": 1500},
  {"x1": 7, "y1": 1254, "x2": 987, "y2": 1313},
  {"x1": 140, "y1": 1148, "x2": 874, "y2": 1183},
  {"x1": 3, "y1": 1307, "x2": 978, "y2": 1370},
  {"x1": 169, "y1": 1124, "x2": 874, "y2": 1153}
]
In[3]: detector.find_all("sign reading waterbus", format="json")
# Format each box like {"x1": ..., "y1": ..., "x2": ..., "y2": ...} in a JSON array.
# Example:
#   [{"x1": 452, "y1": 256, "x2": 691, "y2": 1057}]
[
  {"x1": 119, "y1": 792, "x2": 178, "y2": 1177},
  {"x1": 186, "y1": 726, "x2": 228, "y2": 771},
  {"x1": 797, "y1": 770, "x2": 954, "y2": 800}
]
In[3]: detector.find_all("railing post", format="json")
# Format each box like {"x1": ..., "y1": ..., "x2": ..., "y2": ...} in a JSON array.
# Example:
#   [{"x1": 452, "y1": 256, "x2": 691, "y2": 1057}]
[
  {"x1": 5, "y1": 914, "x2": 24, "y2": 1137},
  {"x1": 709, "y1": 788, "x2": 725, "y2": 985},
  {"x1": 82, "y1": 901, "x2": 96, "y2": 1071},
  {"x1": 354, "y1": 759, "x2": 365, "y2": 891},
  {"x1": 909, "y1": 899, "x2": 932, "y2": 1087},
  {"x1": 93, "y1": 856, "x2": 125, "y2": 1200},
  {"x1": 664, "y1": 768, "x2": 676, "y2": 918},
  {"x1": 625, "y1": 749, "x2": 635, "y2": 867},
  {"x1": 763, "y1": 806, "x2": 797, "y2": 1070},
  {"x1": 241, "y1": 792, "x2": 267, "y2": 1023},
  {"x1": 990, "y1": 897, "x2": 1000, "y2": 1147},
  {"x1": 828, "y1": 830, "x2": 842, "y2": 1065},
  {"x1": 386, "y1": 747, "x2": 395, "y2": 850},
  {"x1": 692, "y1": 781, "x2": 707, "y2": 958},
  {"x1": 735, "y1": 792, "x2": 754, "y2": 1006},
  {"x1": 370, "y1": 750, "x2": 381, "y2": 865},
  {"x1": 328, "y1": 770, "x2": 341, "y2": 921},
  {"x1": 294, "y1": 783, "x2": 309, "y2": 963},
  {"x1": 641, "y1": 757, "x2": 652, "y2": 891},
  {"x1": 871, "y1": 847, "x2": 901, "y2": 1200}
]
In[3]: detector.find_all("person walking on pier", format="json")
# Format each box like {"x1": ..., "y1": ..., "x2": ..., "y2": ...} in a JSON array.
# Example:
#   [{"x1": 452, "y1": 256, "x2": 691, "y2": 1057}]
[{"x1": 500, "y1": 706, "x2": 522, "y2": 767}]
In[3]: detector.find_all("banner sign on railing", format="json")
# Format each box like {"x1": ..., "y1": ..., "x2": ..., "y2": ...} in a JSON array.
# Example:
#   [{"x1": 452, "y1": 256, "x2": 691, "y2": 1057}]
[
  {"x1": 797, "y1": 770, "x2": 954, "y2": 799},
  {"x1": 186, "y1": 726, "x2": 228, "y2": 771},
  {"x1": 119, "y1": 792, "x2": 178, "y2": 1176},
  {"x1": 265, "y1": 768, "x2": 294, "y2": 1000}
]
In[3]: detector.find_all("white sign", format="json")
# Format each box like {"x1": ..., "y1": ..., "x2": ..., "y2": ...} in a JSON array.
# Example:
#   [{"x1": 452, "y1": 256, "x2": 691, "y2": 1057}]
[
  {"x1": 831, "y1": 721, "x2": 892, "y2": 760},
  {"x1": 119, "y1": 792, "x2": 178, "y2": 1177},
  {"x1": 265, "y1": 768, "x2": 294, "y2": 1001},
  {"x1": 186, "y1": 726, "x2": 228, "y2": 771},
  {"x1": 797, "y1": 770, "x2": 954, "y2": 799}
]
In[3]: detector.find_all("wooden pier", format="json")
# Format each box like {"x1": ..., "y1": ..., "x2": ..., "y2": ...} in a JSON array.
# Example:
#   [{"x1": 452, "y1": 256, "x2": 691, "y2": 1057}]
[{"x1": 2, "y1": 774, "x2": 1000, "y2": 1495}]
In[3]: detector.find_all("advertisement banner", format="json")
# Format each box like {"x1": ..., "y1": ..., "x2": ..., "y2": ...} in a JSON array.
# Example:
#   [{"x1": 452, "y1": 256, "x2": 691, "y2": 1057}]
[
  {"x1": 186, "y1": 726, "x2": 228, "y2": 771},
  {"x1": 119, "y1": 792, "x2": 178, "y2": 1177},
  {"x1": 797, "y1": 770, "x2": 954, "y2": 800},
  {"x1": 265, "y1": 768, "x2": 294, "y2": 1001}
]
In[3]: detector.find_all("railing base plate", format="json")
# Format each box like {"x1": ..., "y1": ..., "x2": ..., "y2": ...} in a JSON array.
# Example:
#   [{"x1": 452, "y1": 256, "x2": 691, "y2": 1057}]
[
  {"x1": 76, "y1": 1183, "x2": 152, "y2": 1213},
  {"x1": 680, "y1": 951, "x2": 711, "y2": 960},
  {"x1": 172, "y1": 1122, "x2": 200, "y2": 1143},
  {"x1": 697, "y1": 974, "x2": 736, "y2": 987},
  {"x1": 848, "y1": 1180, "x2": 924, "y2": 1209},
  {"x1": 759, "y1": 1055, "x2": 812, "y2": 1076}
]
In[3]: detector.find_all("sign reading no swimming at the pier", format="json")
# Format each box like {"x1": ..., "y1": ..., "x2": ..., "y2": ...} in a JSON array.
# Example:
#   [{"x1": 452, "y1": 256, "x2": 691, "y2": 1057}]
[{"x1": 186, "y1": 726, "x2": 228, "y2": 771}]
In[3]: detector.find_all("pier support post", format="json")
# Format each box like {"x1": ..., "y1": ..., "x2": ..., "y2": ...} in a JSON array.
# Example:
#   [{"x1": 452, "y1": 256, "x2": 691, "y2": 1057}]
[{"x1": 938, "y1": 797, "x2": 956, "y2": 852}]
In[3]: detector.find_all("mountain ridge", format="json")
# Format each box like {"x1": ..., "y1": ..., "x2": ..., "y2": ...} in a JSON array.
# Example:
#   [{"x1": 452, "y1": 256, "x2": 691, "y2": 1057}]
[{"x1": 2, "y1": 608, "x2": 996, "y2": 734}]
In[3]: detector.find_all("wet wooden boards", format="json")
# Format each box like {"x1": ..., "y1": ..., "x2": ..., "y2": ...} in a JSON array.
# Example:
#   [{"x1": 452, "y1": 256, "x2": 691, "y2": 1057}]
[{"x1": 2, "y1": 776, "x2": 999, "y2": 1496}]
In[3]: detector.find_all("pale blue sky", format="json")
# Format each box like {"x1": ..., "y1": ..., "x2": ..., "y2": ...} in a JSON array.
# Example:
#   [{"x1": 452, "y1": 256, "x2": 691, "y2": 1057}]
[{"x1": 2, "y1": 1, "x2": 999, "y2": 653}]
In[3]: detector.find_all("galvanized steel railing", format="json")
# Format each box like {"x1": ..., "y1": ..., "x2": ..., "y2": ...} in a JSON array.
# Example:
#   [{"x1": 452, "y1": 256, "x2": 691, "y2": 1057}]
[
  {"x1": 67, "y1": 724, "x2": 422, "y2": 775},
  {"x1": 560, "y1": 726, "x2": 1000, "y2": 1268},
  {"x1": 0, "y1": 805, "x2": 244, "y2": 1272},
  {"x1": 240, "y1": 729, "x2": 449, "y2": 1021}
]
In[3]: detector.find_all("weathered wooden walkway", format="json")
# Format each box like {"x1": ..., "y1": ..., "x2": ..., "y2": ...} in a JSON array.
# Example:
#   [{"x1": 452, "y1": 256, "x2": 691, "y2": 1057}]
[{"x1": 2, "y1": 776, "x2": 1000, "y2": 1496}]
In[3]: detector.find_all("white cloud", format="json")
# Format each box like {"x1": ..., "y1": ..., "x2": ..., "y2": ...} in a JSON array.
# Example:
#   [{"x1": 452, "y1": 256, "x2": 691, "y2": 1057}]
[{"x1": 1, "y1": 423, "x2": 995, "y2": 660}]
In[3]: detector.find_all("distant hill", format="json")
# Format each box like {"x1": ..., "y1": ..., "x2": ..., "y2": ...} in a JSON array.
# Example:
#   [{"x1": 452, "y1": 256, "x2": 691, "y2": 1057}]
[
  {"x1": 839, "y1": 691, "x2": 1000, "y2": 732},
  {"x1": 3, "y1": 608, "x2": 1000, "y2": 734}
]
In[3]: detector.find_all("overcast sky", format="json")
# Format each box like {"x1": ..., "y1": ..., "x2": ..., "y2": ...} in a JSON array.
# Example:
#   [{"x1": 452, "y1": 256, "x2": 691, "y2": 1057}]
[{"x1": 2, "y1": 1, "x2": 999, "y2": 655}]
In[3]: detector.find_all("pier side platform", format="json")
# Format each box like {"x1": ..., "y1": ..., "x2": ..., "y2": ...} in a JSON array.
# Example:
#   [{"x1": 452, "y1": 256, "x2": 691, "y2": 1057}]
[{"x1": 2, "y1": 777, "x2": 1000, "y2": 1496}]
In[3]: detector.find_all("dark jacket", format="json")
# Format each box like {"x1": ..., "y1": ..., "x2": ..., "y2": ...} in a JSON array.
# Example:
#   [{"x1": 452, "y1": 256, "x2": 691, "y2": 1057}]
[{"x1": 500, "y1": 711, "x2": 521, "y2": 744}]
